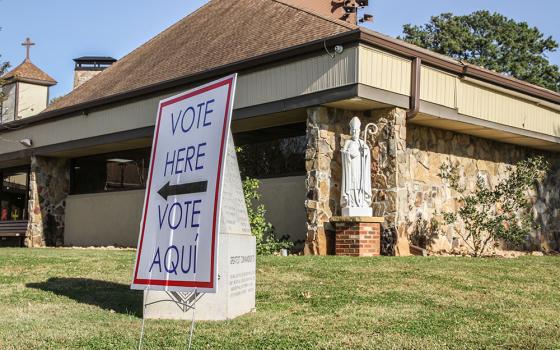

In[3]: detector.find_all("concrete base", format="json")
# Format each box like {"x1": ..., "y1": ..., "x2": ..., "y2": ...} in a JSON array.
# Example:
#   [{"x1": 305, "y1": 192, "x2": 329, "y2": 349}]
[
  {"x1": 142, "y1": 134, "x2": 255, "y2": 321},
  {"x1": 144, "y1": 233, "x2": 256, "y2": 321},
  {"x1": 342, "y1": 207, "x2": 373, "y2": 217}
]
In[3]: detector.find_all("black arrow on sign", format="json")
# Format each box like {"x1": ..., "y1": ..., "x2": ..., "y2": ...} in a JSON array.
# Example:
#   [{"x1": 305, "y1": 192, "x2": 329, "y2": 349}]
[{"x1": 157, "y1": 180, "x2": 208, "y2": 200}]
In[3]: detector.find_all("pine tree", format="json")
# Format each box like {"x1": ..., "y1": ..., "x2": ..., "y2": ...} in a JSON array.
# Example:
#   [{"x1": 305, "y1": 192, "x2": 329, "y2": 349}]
[{"x1": 401, "y1": 11, "x2": 560, "y2": 92}]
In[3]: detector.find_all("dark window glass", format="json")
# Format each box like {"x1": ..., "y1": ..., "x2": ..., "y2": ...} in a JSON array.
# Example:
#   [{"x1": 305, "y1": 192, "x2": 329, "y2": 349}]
[
  {"x1": 0, "y1": 167, "x2": 29, "y2": 221},
  {"x1": 71, "y1": 148, "x2": 150, "y2": 195},
  {"x1": 234, "y1": 123, "x2": 306, "y2": 179}
]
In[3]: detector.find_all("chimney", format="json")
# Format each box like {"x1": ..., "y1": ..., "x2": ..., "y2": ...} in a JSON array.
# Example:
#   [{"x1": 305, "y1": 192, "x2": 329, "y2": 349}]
[
  {"x1": 282, "y1": 0, "x2": 358, "y2": 23},
  {"x1": 73, "y1": 56, "x2": 116, "y2": 89}
]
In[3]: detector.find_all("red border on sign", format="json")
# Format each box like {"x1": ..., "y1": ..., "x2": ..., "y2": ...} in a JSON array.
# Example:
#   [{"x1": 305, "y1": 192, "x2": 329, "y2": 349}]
[{"x1": 132, "y1": 77, "x2": 234, "y2": 289}]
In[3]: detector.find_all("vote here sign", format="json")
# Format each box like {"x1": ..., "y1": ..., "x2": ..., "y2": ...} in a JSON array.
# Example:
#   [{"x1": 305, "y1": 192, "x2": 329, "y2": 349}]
[{"x1": 132, "y1": 75, "x2": 237, "y2": 293}]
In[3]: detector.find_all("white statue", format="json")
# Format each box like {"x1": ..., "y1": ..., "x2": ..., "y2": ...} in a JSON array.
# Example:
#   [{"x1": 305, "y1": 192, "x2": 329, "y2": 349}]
[{"x1": 341, "y1": 117, "x2": 373, "y2": 217}]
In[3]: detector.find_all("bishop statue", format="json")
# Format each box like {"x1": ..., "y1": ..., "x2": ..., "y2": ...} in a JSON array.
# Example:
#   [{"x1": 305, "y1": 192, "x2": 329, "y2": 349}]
[{"x1": 341, "y1": 117, "x2": 373, "y2": 217}]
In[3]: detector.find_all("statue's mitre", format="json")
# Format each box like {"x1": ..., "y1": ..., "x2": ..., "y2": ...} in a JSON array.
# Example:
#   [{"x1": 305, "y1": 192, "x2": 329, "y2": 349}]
[{"x1": 350, "y1": 116, "x2": 361, "y2": 129}]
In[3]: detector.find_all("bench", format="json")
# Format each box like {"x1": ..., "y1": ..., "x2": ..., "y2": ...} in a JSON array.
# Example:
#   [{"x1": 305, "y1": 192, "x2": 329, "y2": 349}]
[{"x1": 0, "y1": 221, "x2": 29, "y2": 247}]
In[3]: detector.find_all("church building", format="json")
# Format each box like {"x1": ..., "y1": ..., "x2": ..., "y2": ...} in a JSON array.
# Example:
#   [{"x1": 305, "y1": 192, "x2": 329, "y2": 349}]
[
  {"x1": 1, "y1": 38, "x2": 57, "y2": 124},
  {"x1": 0, "y1": 0, "x2": 558, "y2": 255}
]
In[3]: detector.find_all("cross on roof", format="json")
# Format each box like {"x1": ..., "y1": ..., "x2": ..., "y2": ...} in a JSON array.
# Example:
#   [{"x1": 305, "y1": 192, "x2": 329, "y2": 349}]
[{"x1": 21, "y1": 37, "x2": 35, "y2": 60}]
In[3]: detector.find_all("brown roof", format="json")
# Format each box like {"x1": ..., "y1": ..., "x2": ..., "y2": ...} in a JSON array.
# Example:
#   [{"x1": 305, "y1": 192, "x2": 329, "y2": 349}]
[
  {"x1": 46, "y1": 0, "x2": 355, "y2": 112},
  {"x1": 2, "y1": 59, "x2": 57, "y2": 86},
  {"x1": 43, "y1": 0, "x2": 559, "y2": 117}
]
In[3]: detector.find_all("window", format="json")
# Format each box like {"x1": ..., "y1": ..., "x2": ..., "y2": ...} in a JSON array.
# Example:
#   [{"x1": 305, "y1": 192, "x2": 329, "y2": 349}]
[
  {"x1": 71, "y1": 148, "x2": 151, "y2": 195},
  {"x1": 234, "y1": 123, "x2": 306, "y2": 179},
  {"x1": 0, "y1": 167, "x2": 29, "y2": 221}
]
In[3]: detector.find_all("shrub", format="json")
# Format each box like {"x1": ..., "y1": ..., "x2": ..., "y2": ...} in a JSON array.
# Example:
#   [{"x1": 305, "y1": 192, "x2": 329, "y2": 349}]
[
  {"x1": 242, "y1": 177, "x2": 293, "y2": 255},
  {"x1": 439, "y1": 156, "x2": 549, "y2": 257}
]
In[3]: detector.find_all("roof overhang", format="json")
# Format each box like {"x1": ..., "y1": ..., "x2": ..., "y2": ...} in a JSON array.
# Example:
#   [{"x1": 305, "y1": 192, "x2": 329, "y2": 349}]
[
  {"x1": 5, "y1": 28, "x2": 560, "y2": 131},
  {"x1": 3, "y1": 76, "x2": 57, "y2": 87},
  {"x1": 357, "y1": 30, "x2": 560, "y2": 105},
  {"x1": 13, "y1": 30, "x2": 361, "y2": 129}
]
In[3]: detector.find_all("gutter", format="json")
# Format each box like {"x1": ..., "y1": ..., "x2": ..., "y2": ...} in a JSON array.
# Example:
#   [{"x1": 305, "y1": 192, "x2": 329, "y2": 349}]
[
  {"x1": 406, "y1": 57, "x2": 421, "y2": 119},
  {"x1": 460, "y1": 65, "x2": 559, "y2": 105},
  {"x1": 461, "y1": 76, "x2": 560, "y2": 113},
  {"x1": 4, "y1": 27, "x2": 560, "y2": 131},
  {"x1": 4, "y1": 30, "x2": 361, "y2": 131},
  {"x1": 4, "y1": 77, "x2": 56, "y2": 87},
  {"x1": 359, "y1": 31, "x2": 462, "y2": 74},
  {"x1": 358, "y1": 30, "x2": 560, "y2": 105}
]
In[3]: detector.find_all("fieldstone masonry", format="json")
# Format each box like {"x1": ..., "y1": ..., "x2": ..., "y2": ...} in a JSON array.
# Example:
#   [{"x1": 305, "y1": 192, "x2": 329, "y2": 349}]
[
  {"x1": 305, "y1": 106, "x2": 560, "y2": 255},
  {"x1": 402, "y1": 124, "x2": 560, "y2": 253},
  {"x1": 74, "y1": 70, "x2": 103, "y2": 89},
  {"x1": 18, "y1": 108, "x2": 560, "y2": 253},
  {"x1": 305, "y1": 107, "x2": 408, "y2": 255},
  {"x1": 305, "y1": 107, "x2": 357, "y2": 255},
  {"x1": 26, "y1": 156, "x2": 70, "y2": 247}
]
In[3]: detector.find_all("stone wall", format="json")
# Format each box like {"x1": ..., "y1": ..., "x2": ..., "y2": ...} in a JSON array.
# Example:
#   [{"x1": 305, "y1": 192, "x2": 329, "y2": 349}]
[
  {"x1": 26, "y1": 156, "x2": 70, "y2": 247},
  {"x1": 73, "y1": 70, "x2": 102, "y2": 89},
  {"x1": 305, "y1": 105, "x2": 560, "y2": 255},
  {"x1": 304, "y1": 107, "x2": 340, "y2": 255},
  {"x1": 304, "y1": 107, "x2": 408, "y2": 255},
  {"x1": 401, "y1": 124, "x2": 560, "y2": 253}
]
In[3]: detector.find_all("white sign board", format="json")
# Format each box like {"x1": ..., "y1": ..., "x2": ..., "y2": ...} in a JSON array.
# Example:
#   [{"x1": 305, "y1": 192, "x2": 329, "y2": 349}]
[{"x1": 132, "y1": 75, "x2": 237, "y2": 293}]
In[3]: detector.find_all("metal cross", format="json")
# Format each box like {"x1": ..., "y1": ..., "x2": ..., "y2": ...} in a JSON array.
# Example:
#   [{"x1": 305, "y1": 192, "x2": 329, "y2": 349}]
[{"x1": 21, "y1": 38, "x2": 35, "y2": 60}]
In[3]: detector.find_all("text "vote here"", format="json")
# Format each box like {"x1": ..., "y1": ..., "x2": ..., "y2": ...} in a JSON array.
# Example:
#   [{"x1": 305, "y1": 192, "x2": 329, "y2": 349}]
[{"x1": 164, "y1": 99, "x2": 214, "y2": 177}]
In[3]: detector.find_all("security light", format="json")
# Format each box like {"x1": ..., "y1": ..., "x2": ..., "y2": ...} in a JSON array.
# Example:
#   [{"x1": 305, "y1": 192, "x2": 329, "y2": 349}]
[
  {"x1": 334, "y1": 45, "x2": 344, "y2": 54},
  {"x1": 343, "y1": 5, "x2": 357, "y2": 13},
  {"x1": 356, "y1": 0, "x2": 369, "y2": 6}
]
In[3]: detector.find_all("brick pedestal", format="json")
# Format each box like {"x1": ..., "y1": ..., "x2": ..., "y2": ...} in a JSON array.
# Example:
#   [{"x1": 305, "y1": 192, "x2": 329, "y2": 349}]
[{"x1": 331, "y1": 216, "x2": 384, "y2": 256}]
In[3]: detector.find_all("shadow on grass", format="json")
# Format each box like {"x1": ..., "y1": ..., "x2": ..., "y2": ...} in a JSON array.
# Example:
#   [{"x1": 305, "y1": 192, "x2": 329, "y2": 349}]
[{"x1": 26, "y1": 278, "x2": 143, "y2": 317}]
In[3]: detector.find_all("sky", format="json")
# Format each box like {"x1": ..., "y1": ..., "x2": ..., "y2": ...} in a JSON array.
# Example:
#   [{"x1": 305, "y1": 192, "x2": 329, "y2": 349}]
[{"x1": 1, "y1": 0, "x2": 560, "y2": 99}]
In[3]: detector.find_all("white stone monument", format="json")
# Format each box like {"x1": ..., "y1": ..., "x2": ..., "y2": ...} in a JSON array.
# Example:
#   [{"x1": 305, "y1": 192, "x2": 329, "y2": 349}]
[
  {"x1": 144, "y1": 133, "x2": 256, "y2": 321},
  {"x1": 341, "y1": 117, "x2": 373, "y2": 217}
]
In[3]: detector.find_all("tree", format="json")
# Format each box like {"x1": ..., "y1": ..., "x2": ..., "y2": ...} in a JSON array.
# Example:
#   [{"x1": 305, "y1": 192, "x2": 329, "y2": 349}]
[
  {"x1": 401, "y1": 11, "x2": 560, "y2": 92},
  {"x1": 0, "y1": 60, "x2": 7, "y2": 76},
  {"x1": 0, "y1": 53, "x2": 8, "y2": 91},
  {"x1": 0, "y1": 26, "x2": 9, "y2": 101},
  {"x1": 0, "y1": 60, "x2": 7, "y2": 105},
  {"x1": 49, "y1": 96, "x2": 63, "y2": 106},
  {"x1": 439, "y1": 156, "x2": 549, "y2": 257}
]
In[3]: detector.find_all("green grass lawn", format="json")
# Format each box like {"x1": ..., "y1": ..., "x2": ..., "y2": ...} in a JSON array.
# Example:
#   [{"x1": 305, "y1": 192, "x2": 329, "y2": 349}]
[{"x1": 0, "y1": 248, "x2": 559, "y2": 349}]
